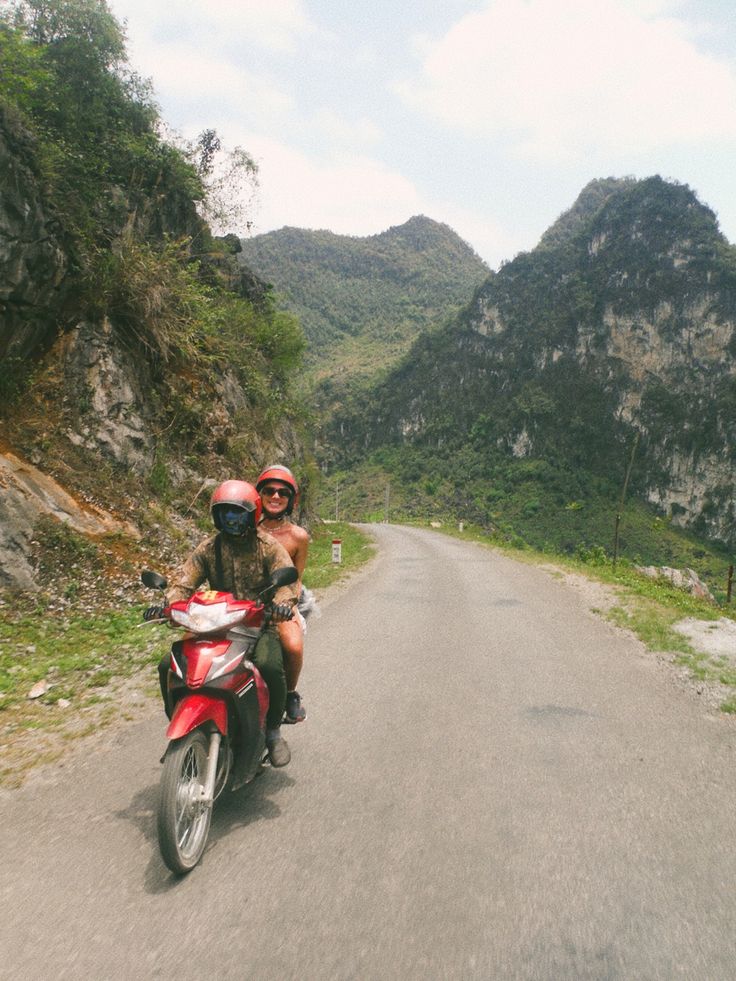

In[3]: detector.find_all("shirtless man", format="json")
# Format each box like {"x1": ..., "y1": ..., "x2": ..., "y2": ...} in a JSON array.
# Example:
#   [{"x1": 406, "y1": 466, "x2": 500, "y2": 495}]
[{"x1": 256, "y1": 465, "x2": 310, "y2": 723}]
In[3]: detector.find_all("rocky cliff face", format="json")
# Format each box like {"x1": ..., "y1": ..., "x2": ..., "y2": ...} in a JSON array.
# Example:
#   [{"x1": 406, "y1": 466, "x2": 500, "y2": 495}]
[
  {"x1": 0, "y1": 106, "x2": 70, "y2": 361},
  {"x1": 330, "y1": 177, "x2": 736, "y2": 547},
  {"x1": 0, "y1": 110, "x2": 304, "y2": 592}
]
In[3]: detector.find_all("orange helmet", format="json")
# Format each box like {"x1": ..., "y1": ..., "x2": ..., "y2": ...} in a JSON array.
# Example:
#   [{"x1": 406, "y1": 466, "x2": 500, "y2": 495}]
[
  {"x1": 256, "y1": 465, "x2": 299, "y2": 515},
  {"x1": 211, "y1": 480, "x2": 261, "y2": 535}
]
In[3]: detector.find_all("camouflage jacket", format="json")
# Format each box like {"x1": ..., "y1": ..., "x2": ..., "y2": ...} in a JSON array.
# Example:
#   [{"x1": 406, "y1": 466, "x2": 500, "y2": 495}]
[{"x1": 165, "y1": 528, "x2": 298, "y2": 607}]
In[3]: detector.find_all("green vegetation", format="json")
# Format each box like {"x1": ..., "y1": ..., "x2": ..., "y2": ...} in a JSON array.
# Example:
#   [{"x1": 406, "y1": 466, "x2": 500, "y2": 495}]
[
  {"x1": 0, "y1": 600, "x2": 171, "y2": 786},
  {"x1": 239, "y1": 217, "x2": 489, "y2": 391},
  {"x1": 319, "y1": 447, "x2": 734, "y2": 594},
  {"x1": 324, "y1": 176, "x2": 736, "y2": 557},
  {"x1": 0, "y1": 606, "x2": 169, "y2": 714},
  {"x1": 303, "y1": 521, "x2": 375, "y2": 590},
  {"x1": 1, "y1": 0, "x2": 184, "y2": 259},
  {"x1": 240, "y1": 218, "x2": 488, "y2": 353},
  {"x1": 0, "y1": 0, "x2": 305, "y2": 459},
  {"x1": 604, "y1": 588, "x2": 736, "y2": 713},
  {"x1": 0, "y1": 0, "x2": 316, "y2": 781}
]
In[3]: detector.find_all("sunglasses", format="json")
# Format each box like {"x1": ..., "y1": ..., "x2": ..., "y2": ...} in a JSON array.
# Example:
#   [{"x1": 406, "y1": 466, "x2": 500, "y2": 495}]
[{"x1": 262, "y1": 486, "x2": 291, "y2": 498}]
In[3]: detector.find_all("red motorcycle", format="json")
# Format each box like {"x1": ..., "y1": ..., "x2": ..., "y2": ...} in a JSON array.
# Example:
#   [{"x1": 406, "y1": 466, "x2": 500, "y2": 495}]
[{"x1": 141, "y1": 566, "x2": 297, "y2": 874}]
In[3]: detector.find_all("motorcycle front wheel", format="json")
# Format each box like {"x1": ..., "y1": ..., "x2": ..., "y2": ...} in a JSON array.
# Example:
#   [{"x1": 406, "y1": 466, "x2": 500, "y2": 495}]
[{"x1": 158, "y1": 730, "x2": 213, "y2": 874}]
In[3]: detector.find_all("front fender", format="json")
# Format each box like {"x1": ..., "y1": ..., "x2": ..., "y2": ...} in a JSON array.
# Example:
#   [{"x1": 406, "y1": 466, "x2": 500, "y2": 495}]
[{"x1": 166, "y1": 694, "x2": 228, "y2": 740}]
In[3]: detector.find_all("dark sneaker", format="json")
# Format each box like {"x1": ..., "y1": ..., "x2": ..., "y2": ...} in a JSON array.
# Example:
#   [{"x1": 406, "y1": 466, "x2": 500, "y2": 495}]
[
  {"x1": 284, "y1": 690, "x2": 307, "y2": 724},
  {"x1": 266, "y1": 734, "x2": 291, "y2": 767}
]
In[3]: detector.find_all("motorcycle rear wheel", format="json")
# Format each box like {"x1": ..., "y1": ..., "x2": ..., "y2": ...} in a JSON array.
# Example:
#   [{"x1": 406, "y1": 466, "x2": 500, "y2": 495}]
[{"x1": 158, "y1": 730, "x2": 213, "y2": 874}]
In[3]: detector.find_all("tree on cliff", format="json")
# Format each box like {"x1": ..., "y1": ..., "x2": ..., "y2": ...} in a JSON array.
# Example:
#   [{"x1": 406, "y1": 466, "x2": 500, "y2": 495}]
[
  {"x1": 0, "y1": 0, "x2": 304, "y2": 419},
  {"x1": 2, "y1": 0, "x2": 260, "y2": 244},
  {"x1": 12, "y1": 0, "x2": 126, "y2": 63}
]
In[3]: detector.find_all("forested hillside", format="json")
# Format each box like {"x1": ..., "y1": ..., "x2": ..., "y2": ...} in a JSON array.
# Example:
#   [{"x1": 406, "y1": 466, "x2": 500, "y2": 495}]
[
  {"x1": 239, "y1": 217, "x2": 488, "y2": 390},
  {"x1": 0, "y1": 0, "x2": 307, "y2": 595},
  {"x1": 324, "y1": 177, "x2": 736, "y2": 573}
]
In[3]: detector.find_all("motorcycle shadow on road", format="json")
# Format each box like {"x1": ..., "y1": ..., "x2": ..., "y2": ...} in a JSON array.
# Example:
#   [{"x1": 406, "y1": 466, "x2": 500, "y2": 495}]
[{"x1": 116, "y1": 769, "x2": 296, "y2": 893}]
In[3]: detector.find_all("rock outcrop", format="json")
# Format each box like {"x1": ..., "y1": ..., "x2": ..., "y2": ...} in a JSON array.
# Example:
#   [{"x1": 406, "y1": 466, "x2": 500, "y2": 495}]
[
  {"x1": 0, "y1": 450, "x2": 140, "y2": 590},
  {"x1": 0, "y1": 106, "x2": 70, "y2": 361}
]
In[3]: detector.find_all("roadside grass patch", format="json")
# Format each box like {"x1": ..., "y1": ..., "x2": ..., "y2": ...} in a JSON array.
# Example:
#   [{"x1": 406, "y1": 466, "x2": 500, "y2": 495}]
[
  {"x1": 606, "y1": 602, "x2": 695, "y2": 654},
  {"x1": 303, "y1": 521, "x2": 375, "y2": 590},
  {"x1": 0, "y1": 607, "x2": 169, "y2": 720}
]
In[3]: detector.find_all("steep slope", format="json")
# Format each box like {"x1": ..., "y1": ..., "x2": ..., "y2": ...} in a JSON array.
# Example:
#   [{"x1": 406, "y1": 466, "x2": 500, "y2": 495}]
[
  {"x1": 239, "y1": 216, "x2": 489, "y2": 387},
  {"x1": 328, "y1": 177, "x2": 736, "y2": 551},
  {"x1": 0, "y1": 5, "x2": 308, "y2": 594}
]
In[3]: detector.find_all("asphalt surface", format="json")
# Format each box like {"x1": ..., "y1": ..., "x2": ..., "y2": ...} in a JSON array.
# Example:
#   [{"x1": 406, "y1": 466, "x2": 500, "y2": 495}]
[{"x1": 2, "y1": 524, "x2": 735, "y2": 980}]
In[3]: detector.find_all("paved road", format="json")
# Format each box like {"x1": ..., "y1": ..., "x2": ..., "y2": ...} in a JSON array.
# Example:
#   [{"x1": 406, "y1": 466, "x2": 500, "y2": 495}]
[{"x1": 2, "y1": 525, "x2": 735, "y2": 980}]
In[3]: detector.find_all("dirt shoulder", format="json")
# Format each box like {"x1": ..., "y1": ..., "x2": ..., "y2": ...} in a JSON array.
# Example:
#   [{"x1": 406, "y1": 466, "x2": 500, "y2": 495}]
[{"x1": 545, "y1": 564, "x2": 736, "y2": 717}]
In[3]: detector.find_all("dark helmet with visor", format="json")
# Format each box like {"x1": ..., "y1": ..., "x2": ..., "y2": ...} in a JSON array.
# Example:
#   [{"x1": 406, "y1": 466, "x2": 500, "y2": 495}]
[{"x1": 211, "y1": 480, "x2": 261, "y2": 537}]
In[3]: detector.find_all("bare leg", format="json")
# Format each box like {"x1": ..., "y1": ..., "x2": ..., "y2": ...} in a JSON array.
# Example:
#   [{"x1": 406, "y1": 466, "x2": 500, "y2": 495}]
[{"x1": 277, "y1": 618, "x2": 304, "y2": 691}]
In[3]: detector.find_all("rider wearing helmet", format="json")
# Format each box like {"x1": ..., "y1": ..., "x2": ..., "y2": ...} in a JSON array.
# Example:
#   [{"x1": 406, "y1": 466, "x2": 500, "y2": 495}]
[
  {"x1": 256, "y1": 465, "x2": 310, "y2": 724},
  {"x1": 162, "y1": 479, "x2": 298, "y2": 766}
]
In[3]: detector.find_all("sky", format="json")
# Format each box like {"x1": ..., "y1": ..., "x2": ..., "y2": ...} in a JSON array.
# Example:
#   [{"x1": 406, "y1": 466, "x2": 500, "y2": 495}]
[{"x1": 107, "y1": 0, "x2": 736, "y2": 269}]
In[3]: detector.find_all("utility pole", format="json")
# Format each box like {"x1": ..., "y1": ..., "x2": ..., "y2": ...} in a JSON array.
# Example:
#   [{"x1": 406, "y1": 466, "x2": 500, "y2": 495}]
[
  {"x1": 385, "y1": 482, "x2": 390, "y2": 524},
  {"x1": 613, "y1": 432, "x2": 639, "y2": 568},
  {"x1": 335, "y1": 482, "x2": 340, "y2": 522}
]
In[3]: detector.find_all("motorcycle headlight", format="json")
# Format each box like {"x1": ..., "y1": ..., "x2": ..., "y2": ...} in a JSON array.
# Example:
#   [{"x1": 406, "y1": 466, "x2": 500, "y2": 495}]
[{"x1": 170, "y1": 602, "x2": 245, "y2": 634}]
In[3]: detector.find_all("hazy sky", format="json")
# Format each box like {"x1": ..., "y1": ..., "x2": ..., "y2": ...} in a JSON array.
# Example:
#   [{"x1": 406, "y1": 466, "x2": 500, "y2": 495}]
[{"x1": 108, "y1": 0, "x2": 736, "y2": 268}]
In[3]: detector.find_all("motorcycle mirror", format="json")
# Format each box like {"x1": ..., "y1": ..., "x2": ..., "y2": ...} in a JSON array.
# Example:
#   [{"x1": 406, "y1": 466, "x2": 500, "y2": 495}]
[
  {"x1": 270, "y1": 566, "x2": 298, "y2": 588},
  {"x1": 141, "y1": 570, "x2": 168, "y2": 591}
]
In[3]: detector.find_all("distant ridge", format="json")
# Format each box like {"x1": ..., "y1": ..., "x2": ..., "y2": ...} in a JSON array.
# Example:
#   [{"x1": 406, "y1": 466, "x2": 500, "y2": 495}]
[{"x1": 239, "y1": 216, "x2": 489, "y2": 388}]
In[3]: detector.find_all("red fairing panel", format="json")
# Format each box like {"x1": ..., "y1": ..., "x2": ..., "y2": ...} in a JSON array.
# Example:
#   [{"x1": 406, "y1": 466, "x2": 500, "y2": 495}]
[
  {"x1": 183, "y1": 640, "x2": 231, "y2": 687},
  {"x1": 166, "y1": 694, "x2": 228, "y2": 740}
]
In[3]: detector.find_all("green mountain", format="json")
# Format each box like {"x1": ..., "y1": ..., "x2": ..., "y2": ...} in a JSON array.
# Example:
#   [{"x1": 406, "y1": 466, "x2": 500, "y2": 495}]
[
  {"x1": 239, "y1": 217, "x2": 489, "y2": 389},
  {"x1": 325, "y1": 177, "x2": 736, "y2": 567}
]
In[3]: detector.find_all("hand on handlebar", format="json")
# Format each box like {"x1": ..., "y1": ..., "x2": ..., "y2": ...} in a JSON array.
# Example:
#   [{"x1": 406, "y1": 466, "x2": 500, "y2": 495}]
[
  {"x1": 271, "y1": 603, "x2": 294, "y2": 623},
  {"x1": 144, "y1": 605, "x2": 166, "y2": 621}
]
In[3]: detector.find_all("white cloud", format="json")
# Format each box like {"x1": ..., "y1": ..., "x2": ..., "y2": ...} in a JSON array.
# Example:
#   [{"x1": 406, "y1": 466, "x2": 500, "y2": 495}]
[
  {"x1": 198, "y1": 0, "x2": 315, "y2": 53},
  {"x1": 216, "y1": 135, "x2": 424, "y2": 239},
  {"x1": 397, "y1": 0, "x2": 736, "y2": 161},
  {"x1": 129, "y1": 40, "x2": 293, "y2": 125}
]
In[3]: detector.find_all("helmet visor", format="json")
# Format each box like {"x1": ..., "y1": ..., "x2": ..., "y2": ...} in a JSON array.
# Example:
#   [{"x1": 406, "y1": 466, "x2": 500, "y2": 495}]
[{"x1": 216, "y1": 504, "x2": 255, "y2": 536}]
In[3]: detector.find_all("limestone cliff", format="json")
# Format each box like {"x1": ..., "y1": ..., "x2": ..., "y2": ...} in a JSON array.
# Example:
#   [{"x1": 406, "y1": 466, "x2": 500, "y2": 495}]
[{"x1": 330, "y1": 177, "x2": 736, "y2": 548}]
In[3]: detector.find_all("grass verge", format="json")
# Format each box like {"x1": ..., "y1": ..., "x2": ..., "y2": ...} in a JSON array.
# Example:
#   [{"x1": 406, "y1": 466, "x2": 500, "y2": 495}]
[{"x1": 303, "y1": 521, "x2": 376, "y2": 590}]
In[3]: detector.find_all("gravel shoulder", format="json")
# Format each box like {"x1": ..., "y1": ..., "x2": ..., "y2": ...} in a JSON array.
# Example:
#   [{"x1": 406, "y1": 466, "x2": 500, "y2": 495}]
[{"x1": 544, "y1": 563, "x2": 736, "y2": 716}]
